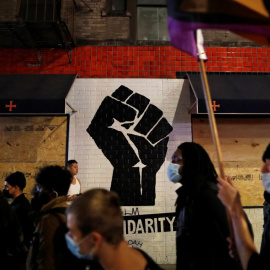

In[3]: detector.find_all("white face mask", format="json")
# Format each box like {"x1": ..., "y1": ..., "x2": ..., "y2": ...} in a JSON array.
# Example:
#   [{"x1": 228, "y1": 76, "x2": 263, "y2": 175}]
[
  {"x1": 262, "y1": 173, "x2": 270, "y2": 193},
  {"x1": 167, "y1": 163, "x2": 182, "y2": 183}
]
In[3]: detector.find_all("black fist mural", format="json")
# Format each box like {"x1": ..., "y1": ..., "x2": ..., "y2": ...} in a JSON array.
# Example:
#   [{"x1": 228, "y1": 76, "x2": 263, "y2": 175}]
[{"x1": 87, "y1": 85, "x2": 173, "y2": 206}]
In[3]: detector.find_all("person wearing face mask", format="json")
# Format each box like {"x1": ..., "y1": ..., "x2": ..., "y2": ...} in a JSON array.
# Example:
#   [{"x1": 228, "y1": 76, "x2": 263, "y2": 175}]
[
  {"x1": 260, "y1": 144, "x2": 270, "y2": 257},
  {"x1": 66, "y1": 188, "x2": 164, "y2": 270},
  {"x1": 26, "y1": 165, "x2": 101, "y2": 270},
  {"x1": 217, "y1": 147, "x2": 270, "y2": 270},
  {"x1": 167, "y1": 142, "x2": 243, "y2": 270},
  {"x1": 3, "y1": 171, "x2": 34, "y2": 249}
]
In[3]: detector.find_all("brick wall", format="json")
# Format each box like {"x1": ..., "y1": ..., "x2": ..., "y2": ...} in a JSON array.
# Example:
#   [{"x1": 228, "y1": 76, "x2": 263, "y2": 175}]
[
  {"x1": 66, "y1": 0, "x2": 108, "y2": 42},
  {"x1": 66, "y1": 78, "x2": 190, "y2": 263},
  {"x1": 0, "y1": 0, "x2": 18, "y2": 21},
  {"x1": 1, "y1": 46, "x2": 270, "y2": 76},
  {"x1": 0, "y1": 0, "x2": 260, "y2": 46},
  {"x1": 105, "y1": 17, "x2": 129, "y2": 39},
  {"x1": 65, "y1": 77, "x2": 264, "y2": 263}
]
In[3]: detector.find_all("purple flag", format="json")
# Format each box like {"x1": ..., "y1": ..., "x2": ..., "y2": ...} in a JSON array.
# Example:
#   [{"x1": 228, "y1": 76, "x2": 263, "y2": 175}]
[{"x1": 167, "y1": 0, "x2": 270, "y2": 59}]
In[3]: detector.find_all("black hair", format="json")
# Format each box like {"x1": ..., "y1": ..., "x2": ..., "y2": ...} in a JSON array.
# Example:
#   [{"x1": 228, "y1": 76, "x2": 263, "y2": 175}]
[
  {"x1": 177, "y1": 142, "x2": 218, "y2": 203},
  {"x1": 66, "y1": 160, "x2": 78, "y2": 167},
  {"x1": 262, "y1": 144, "x2": 270, "y2": 162},
  {"x1": 35, "y1": 165, "x2": 72, "y2": 196},
  {"x1": 5, "y1": 171, "x2": 26, "y2": 190}
]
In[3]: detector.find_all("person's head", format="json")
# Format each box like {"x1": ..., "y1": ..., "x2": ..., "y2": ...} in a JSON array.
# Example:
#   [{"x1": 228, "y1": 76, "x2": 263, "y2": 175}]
[
  {"x1": 171, "y1": 142, "x2": 218, "y2": 188},
  {"x1": 3, "y1": 171, "x2": 26, "y2": 199},
  {"x1": 33, "y1": 165, "x2": 72, "y2": 208},
  {"x1": 66, "y1": 160, "x2": 78, "y2": 176},
  {"x1": 66, "y1": 188, "x2": 123, "y2": 258},
  {"x1": 262, "y1": 144, "x2": 270, "y2": 163}
]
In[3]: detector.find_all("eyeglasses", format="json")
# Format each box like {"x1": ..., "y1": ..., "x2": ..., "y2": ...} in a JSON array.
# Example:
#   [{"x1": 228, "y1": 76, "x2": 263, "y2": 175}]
[{"x1": 171, "y1": 156, "x2": 183, "y2": 163}]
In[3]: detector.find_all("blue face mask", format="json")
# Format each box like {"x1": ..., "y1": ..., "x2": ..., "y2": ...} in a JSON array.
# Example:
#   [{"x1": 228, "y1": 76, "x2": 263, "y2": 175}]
[
  {"x1": 167, "y1": 163, "x2": 182, "y2": 183},
  {"x1": 65, "y1": 233, "x2": 93, "y2": 260},
  {"x1": 262, "y1": 173, "x2": 270, "y2": 193}
]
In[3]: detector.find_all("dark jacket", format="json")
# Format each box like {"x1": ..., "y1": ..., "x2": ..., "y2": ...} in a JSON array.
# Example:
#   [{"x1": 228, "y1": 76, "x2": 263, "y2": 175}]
[
  {"x1": 260, "y1": 191, "x2": 270, "y2": 256},
  {"x1": 11, "y1": 193, "x2": 34, "y2": 248},
  {"x1": 0, "y1": 192, "x2": 27, "y2": 270},
  {"x1": 26, "y1": 196, "x2": 68, "y2": 270},
  {"x1": 26, "y1": 196, "x2": 103, "y2": 270},
  {"x1": 176, "y1": 182, "x2": 242, "y2": 270},
  {"x1": 248, "y1": 252, "x2": 268, "y2": 270},
  {"x1": 137, "y1": 249, "x2": 165, "y2": 270}
]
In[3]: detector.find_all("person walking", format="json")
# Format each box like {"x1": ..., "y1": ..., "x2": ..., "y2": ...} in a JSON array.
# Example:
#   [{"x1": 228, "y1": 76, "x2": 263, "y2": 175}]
[{"x1": 167, "y1": 142, "x2": 242, "y2": 270}]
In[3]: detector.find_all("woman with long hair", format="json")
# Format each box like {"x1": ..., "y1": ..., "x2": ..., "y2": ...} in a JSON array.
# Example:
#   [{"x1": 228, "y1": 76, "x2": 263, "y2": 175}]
[{"x1": 167, "y1": 142, "x2": 242, "y2": 270}]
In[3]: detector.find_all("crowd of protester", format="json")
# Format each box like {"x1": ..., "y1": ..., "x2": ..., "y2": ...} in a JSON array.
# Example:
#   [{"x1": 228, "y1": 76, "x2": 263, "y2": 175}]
[{"x1": 1, "y1": 144, "x2": 270, "y2": 270}]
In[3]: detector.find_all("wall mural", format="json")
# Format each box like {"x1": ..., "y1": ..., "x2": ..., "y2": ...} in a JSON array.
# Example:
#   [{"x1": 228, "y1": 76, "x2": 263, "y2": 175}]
[
  {"x1": 124, "y1": 212, "x2": 176, "y2": 234},
  {"x1": 123, "y1": 208, "x2": 177, "y2": 248},
  {"x1": 87, "y1": 85, "x2": 173, "y2": 206}
]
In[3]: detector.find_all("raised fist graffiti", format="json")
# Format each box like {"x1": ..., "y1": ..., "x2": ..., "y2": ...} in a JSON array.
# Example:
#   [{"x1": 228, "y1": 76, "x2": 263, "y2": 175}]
[{"x1": 87, "y1": 85, "x2": 173, "y2": 206}]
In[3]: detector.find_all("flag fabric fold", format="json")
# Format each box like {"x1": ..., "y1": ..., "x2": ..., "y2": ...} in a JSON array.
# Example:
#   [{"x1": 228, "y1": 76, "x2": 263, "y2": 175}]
[{"x1": 167, "y1": 0, "x2": 270, "y2": 59}]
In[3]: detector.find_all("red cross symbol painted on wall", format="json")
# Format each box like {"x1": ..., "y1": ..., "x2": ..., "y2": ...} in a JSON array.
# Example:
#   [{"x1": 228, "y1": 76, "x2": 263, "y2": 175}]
[
  {"x1": 212, "y1": 100, "x2": 220, "y2": 111},
  {"x1": 5, "y1": 101, "x2": 17, "y2": 112}
]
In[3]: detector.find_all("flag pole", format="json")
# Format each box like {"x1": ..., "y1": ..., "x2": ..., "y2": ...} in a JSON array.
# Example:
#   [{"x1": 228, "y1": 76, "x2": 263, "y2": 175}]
[
  {"x1": 198, "y1": 57, "x2": 237, "y2": 244},
  {"x1": 198, "y1": 59, "x2": 225, "y2": 179},
  {"x1": 196, "y1": 30, "x2": 225, "y2": 179},
  {"x1": 196, "y1": 30, "x2": 235, "y2": 242}
]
